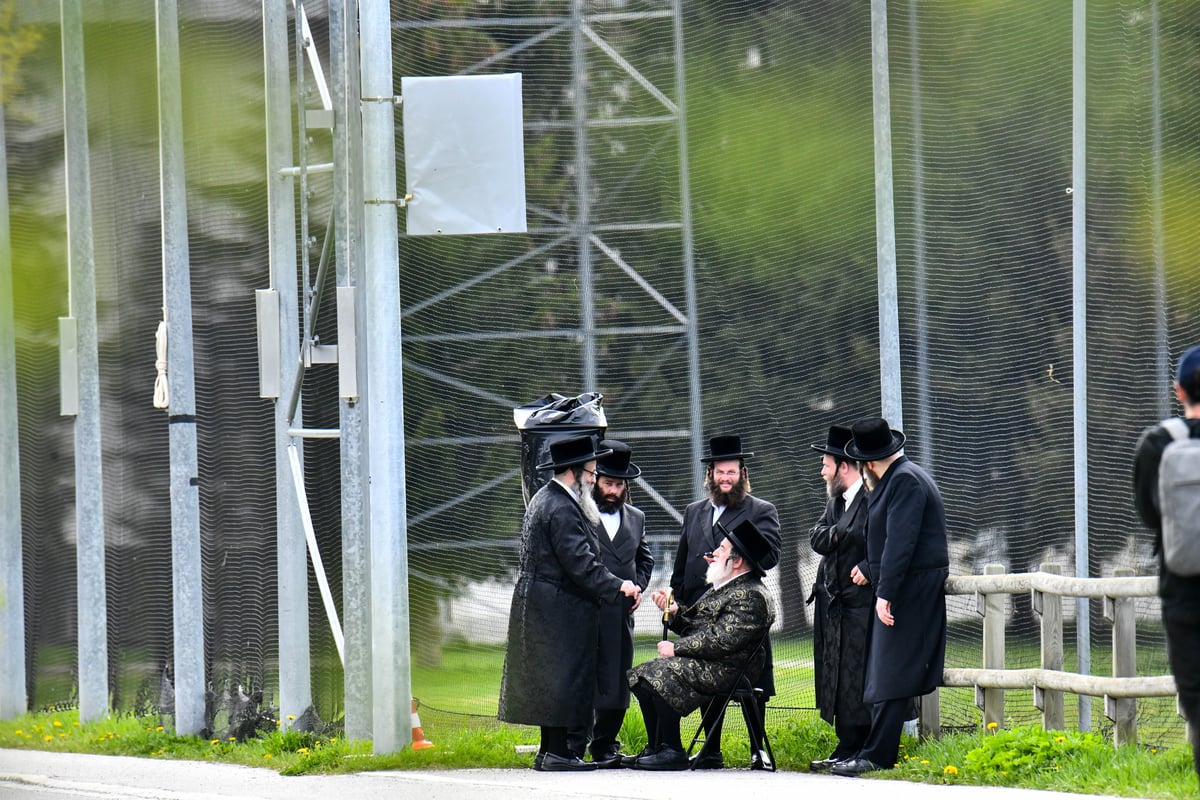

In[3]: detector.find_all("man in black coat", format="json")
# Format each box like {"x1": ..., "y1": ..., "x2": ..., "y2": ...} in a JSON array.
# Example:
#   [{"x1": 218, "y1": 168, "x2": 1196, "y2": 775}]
[
  {"x1": 832, "y1": 417, "x2": 948, "y2": 777},
  {"x1": 566, "y1": 440, "x2": 654, "y2": 767},
  {"x1": 1132, "y1": 344, "x2": 1200, "y2": 786},
  {"x1": 627, "y1": 519, "x2": 776, "y2": 771},
  {"x1": 498, "y1": 435, "x2": 641, "y2": 772},
  {"x1": 669, "y1": 434, "x2": 781, "y2": 769},
  {"x1": 807, "y1": 424, "x2": 873, "y2": 771}
]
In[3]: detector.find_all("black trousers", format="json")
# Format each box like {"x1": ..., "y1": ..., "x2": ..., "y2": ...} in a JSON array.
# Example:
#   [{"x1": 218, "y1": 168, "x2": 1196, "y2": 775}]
[
  {"x1": 566, "y1": 708, "x2": 627, "y2": 757},
  {"x1": 631, "y1": 678, "x2": 683, "y2": 750},
  {"x1": 855, "y1": 697, "x2": 910, "y2": 769},
  {"x1": 1163, "y1": 599, "x2": 1200, "y2": 785}
]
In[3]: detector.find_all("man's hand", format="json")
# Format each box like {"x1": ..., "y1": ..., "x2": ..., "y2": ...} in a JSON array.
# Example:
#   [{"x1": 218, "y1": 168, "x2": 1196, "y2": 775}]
[
  {"x1": 850, "y1": 565, "x2": 869, "y2": 586},
  {"x1": 651, "y1": 588, "x2": 679, "y2": 617},
  {"x1": 630, "y1": 588, "x2": 643, "y2": 612},
  {"x1": 875, "y1": 596, "x2": 894, "y2": 626},
  {"x1": 657, "y1": 640, "x2": 675, "y2": 658},
  {"x1": 619, "y1": 580, "x2": 640, "y2": 602}
]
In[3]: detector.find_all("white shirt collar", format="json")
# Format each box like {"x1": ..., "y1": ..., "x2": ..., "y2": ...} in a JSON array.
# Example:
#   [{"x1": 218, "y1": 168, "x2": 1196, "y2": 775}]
[{"x1": 842, "y1": 477, "x2": 864, "y2": 507}]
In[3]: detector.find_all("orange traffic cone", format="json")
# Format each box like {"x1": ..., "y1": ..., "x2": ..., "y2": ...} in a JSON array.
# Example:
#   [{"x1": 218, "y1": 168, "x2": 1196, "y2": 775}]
[{"x1": 411, "y1": 699, "x2": 434, "y2": 750}]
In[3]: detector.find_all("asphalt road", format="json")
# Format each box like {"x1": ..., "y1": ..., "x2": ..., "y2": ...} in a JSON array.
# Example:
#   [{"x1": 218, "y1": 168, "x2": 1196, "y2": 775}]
[{"x1": 0, "y1": 749, "x2": 1148, "y2": 800}]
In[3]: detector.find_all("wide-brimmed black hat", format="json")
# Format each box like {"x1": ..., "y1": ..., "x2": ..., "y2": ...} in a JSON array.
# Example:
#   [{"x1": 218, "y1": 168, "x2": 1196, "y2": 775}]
[
  {"x1": 810, "y1": 424, "x2": 853, "y2": 459},
  {"x1": 535, "y1": 434, "x2": 613, "y2": 471},
  {"x1": 596, "y1": 439, "x2": 641, "y2": 479},
  {"x1": 717, "y1": 519, "x2": 772, "y2": 574},
  {"x1": 700, "y1": 434, "x2": 754, "y2": 463},
  {"x1": 844, "y1": 417, "x2": 906, "y2": 462}
]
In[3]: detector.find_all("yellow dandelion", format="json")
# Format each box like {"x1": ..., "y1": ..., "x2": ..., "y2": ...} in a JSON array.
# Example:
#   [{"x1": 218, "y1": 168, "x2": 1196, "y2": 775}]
[
  {"x1": 14, "y1": 730, "x2": 22, "y2": 736},
  {"x1": 211, "y1": 739, "x2": 220, "y2": 745},
  {"x1": 156, "y1": 726, "x2": 164, "y2": 732},
  {"x1": 43, "y1": 735, "x2": 52, "y2": 742},
  {"x1": 987, "y1": 721, "x2": 998, "y2": 730},
  {"x1": 228, "y1": 737, "x2": 237, "y2": 742},
  {"x1": 1054, "y1": 735, "x2": 1065, "y2": 743},
  {"x1": 297, "y1": 747, "x2": 309, "y2": 755},
  {"x1": 943, "y1": 765, "x2": 959, "y2": 775},
  {"x1": 276, "y1": 720, "x2": 282, "y2": 727},
  {"x1": 328, "y1": 737, "x2": 338, "y2": 743},
  {"x1": 263, "y1": 753, "x2": 274, "y2": 760},
  {"x1": 921, "y1": 759, "x2": 930, "y2": 765},
  {"x1": 1151, "y1": 748, "x2": 1158, "y2": 754},
  {"x1": 73, "y1": 722, "x2": 80, "y2": 727},
  {"x1": 287, "y1": 715, "x2": 296, "y2": 721},
  {"x1": 52, "y1": 720, "x2": 62, "y2": 728}
]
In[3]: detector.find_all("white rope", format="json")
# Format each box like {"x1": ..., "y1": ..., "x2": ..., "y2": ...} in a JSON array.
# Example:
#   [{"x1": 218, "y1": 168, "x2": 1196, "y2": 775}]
[{"x1": 153, "y1": 319, "x2": 169, "y2": 409}]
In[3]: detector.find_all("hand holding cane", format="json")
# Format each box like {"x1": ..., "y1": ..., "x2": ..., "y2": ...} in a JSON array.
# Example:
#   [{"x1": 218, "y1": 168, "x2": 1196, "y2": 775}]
[{"x1": 661, "y1": 588, "x2": 673, "y2": 640}]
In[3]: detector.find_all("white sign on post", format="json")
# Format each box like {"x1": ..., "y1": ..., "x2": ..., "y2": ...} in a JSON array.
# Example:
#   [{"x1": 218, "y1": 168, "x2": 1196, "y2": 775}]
[{"x1": 401, "y1": 73, "x2": 527, "y2": 236}]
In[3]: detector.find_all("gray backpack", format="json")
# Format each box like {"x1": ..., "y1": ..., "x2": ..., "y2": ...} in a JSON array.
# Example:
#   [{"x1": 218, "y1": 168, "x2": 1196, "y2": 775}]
[{"x1": 1159, "y1": 418, "x2": 1200, "y2": 576}]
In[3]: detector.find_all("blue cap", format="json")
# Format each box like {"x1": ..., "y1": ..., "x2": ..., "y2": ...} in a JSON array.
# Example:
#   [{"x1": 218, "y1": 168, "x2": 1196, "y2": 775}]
[{"x1": 1177, "y1": 345, "x2": 1200, "y2": 386}]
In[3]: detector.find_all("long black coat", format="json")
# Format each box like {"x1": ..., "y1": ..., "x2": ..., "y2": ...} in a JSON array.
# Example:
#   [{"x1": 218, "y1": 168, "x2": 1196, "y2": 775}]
[
  {"x1": 498, "y1": 481, "x2": 625, "y2": 727},
  {"x1": 628, "y1": 572, "x2": 774, "y2": 715},
  {"x1": 808, "y1": 486, "x2": 873, "y2": 726},
  {"x1": 861, "y1": 457, "x2": 949, "y2": 704},
  {"x1": 669, "y1": 493, "x2": 781, "y2": 696},
  {"x1": 593, "y1": 504, "x2": 654, "y2": 710}
]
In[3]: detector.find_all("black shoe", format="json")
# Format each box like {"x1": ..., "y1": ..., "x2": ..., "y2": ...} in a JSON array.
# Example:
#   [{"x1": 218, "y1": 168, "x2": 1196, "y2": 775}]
[
  {"x1": 750, "y1": 752, "x2": 772, "y2": 771},
  {"x1": 538, "y1": 752, "x2": 598, "y2": 772},
  {"x1": 831, "y1": 757, "x2": 883, "y2": 777},
  {"x1": 621, "y1": 745, "x2": 656, "y2": 768},
  {"x1": 633, "y1": 746, "x2": 690, "y2": 771},
  {"x1": 809, "y1": 756, "x2": 840, "y2": 772},
  {"x1": 591, "y1": 749, "x2": 626, "y2": 769},
  {"x1": 690, "y1": 750, "x2": 724, "y2": 770},
  {"x1": 532, "y1": 751, "x2": 544, "y2": 771}
]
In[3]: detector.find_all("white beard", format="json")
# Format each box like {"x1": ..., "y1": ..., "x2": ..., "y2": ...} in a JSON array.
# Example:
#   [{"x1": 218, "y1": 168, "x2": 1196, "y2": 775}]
[
  {"x1": 576, "y1": 481, "x2": 601, "y2": 526},
  {"x1": 705, "y1": 556, "x2": 734, "y2": 587}
]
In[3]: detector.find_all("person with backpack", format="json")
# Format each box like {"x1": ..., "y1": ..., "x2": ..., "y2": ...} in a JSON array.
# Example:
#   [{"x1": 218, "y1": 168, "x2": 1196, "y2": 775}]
[{"x1": 1133, "y1": 343, "x2": 1200, "y2": 787}]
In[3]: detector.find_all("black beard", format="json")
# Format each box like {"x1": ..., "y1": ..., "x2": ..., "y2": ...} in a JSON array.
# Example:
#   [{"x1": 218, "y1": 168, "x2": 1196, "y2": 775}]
[
  {"x1": 706, "y1": 477, "x2": 748, "y2": 507},
  {"x1": 593, "y1": 486, "x2": 626, "y2": 514}
]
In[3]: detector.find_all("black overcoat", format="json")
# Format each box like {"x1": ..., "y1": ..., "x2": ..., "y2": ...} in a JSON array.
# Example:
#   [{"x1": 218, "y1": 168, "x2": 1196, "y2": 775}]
[
  {"x1": 861, "y1": 457, "x2": 949, "y2": 704},
  {"x1": 808, "y1": 487, "x2": 873, "y2": 726},
  {"x1": 628, "y1": 572, "x2": 774, "y2": 715},
  {"x1": 498, "y1": 481, "x2": 625, "y2": 727},
  {"x1": 593, "y1": 503, "x2": 654, "y2": 710}
]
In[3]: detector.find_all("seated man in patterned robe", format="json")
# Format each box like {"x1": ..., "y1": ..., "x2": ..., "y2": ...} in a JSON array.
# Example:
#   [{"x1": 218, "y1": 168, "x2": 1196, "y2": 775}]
[{"x1": 625, "y1": 519, "x2": 776, "y2": 771}]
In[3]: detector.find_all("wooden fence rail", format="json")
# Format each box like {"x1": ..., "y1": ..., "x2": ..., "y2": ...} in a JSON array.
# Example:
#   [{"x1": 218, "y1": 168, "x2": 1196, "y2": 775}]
[{"x1": 924, "y1": 563, "x2": 1183, "y2": 747}]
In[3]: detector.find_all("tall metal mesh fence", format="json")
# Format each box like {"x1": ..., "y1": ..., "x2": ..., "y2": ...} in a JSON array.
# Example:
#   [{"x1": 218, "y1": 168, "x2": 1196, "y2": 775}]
[{"x1": 5, "y1": 0, "x2": 1200, "y2": 746}]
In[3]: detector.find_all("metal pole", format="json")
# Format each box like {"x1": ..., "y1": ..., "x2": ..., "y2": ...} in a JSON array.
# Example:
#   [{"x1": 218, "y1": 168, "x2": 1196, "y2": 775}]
[
  {"x1": 871, "y1": 0, "x2": 903, "y2": 426},
  {"x1": 670, "y1": 0, "x2": 704, "y2": 494},
  {"x1": 0, "y1": 73, "x2": 28, "y2": 721},
  {"x1": 263, "y1": 0, "x2": 312, "y2": 727},
  {"x1": 1149, "y1": 0, "x2": 1168, "y2": 417},
  {"x1": 360, "y1": 0, "x2": 413, "y2": 754},
  {"x1": 1071, "y1": 0, "x2": 1091, "y2": 733},
  {"x1": 571, "y1": 0, "x2": 596, "y2": 392},
  {"x1": 908, "y1": 0, "x2": 931, "y2": 469},
  {"x1": 329, "y1": 0, "x2": 373, "y2": 743},
  {"x1": 61, "y1": 0, "x2": 109, "y2": 724},
  {"x1": 155, "y1": 0, "x2": 204, "y2": 736}
]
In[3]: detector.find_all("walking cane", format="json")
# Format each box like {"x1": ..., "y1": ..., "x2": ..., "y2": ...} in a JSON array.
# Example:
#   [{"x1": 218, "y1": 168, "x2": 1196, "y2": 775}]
[{"x1": 661, "y1": 588, "x2": 673, "y2": 640}]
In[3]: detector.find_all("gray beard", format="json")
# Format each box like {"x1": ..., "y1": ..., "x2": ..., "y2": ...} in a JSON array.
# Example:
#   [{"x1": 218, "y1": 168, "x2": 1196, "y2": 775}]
[{"x1": 576, "y1": 482, "x2": 601, "y2": 526}]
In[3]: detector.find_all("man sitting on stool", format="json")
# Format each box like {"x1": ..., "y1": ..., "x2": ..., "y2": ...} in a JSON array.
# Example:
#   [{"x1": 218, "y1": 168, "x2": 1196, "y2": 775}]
[{"x1": 625, "y1": 519, "x2": 775, "y2": 770}]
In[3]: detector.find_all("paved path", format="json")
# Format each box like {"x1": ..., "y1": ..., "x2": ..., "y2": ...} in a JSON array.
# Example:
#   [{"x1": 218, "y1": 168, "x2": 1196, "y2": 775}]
[{"x1": 0, "y1": 749, "x2": 1145, "y2": 800}]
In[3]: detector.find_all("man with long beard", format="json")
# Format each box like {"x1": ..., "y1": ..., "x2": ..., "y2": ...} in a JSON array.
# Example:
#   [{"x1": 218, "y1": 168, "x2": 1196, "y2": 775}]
[
  {"x1": 807, "y1": 425, "x2": 873, "y2": 771},
  {"x1": 668, "y1": 434, "x2": 780, "y2": 769},
  {"x1": 566, "y1": 440, "x2": 654, "y2": 767},
  {"x1": 499, "y1": 434, "x2": 641, "y2": 771},
  {"x1": 625, "y1": 519, "x2": 776, "y2": 770}
]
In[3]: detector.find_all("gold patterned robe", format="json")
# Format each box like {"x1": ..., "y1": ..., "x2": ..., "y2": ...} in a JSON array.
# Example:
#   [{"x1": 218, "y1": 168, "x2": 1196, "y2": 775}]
[{"x1": 627, "y1": 572, "x2": 774, "y2": 715}]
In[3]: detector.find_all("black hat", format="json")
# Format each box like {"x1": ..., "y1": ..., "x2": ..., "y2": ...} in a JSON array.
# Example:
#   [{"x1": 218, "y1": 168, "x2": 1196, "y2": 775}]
[
  {"x1": 700, "y1": 434, "x2": 754, "y2": 463},
  {"x1": 844, "y1": 417, "x2": 906, "y2": 462},
  {"x1": 811, "y1": 424, "x2": 853, "y2": 459},
  {"x1": 596, "y1": 439, "x2": 641, "y2": 479},
  {"x1": 535, "y1": 434, "x2": 613, "y2": 471},
  {"x1": 717, "y1": 519, "x2": 772, "y2": 574}
]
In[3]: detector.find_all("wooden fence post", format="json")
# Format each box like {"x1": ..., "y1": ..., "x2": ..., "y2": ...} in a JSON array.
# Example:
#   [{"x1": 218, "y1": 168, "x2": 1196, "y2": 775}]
[
  {"x1": 1033, "y1": 562, "x2": 1065, "y2": 730},
  {"x1": 978, "y1": 563, "x2": 1006, "y2": 730},
  {"x1": 1105, "y1": 567, "x2": 1137, "y2": 746}
]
